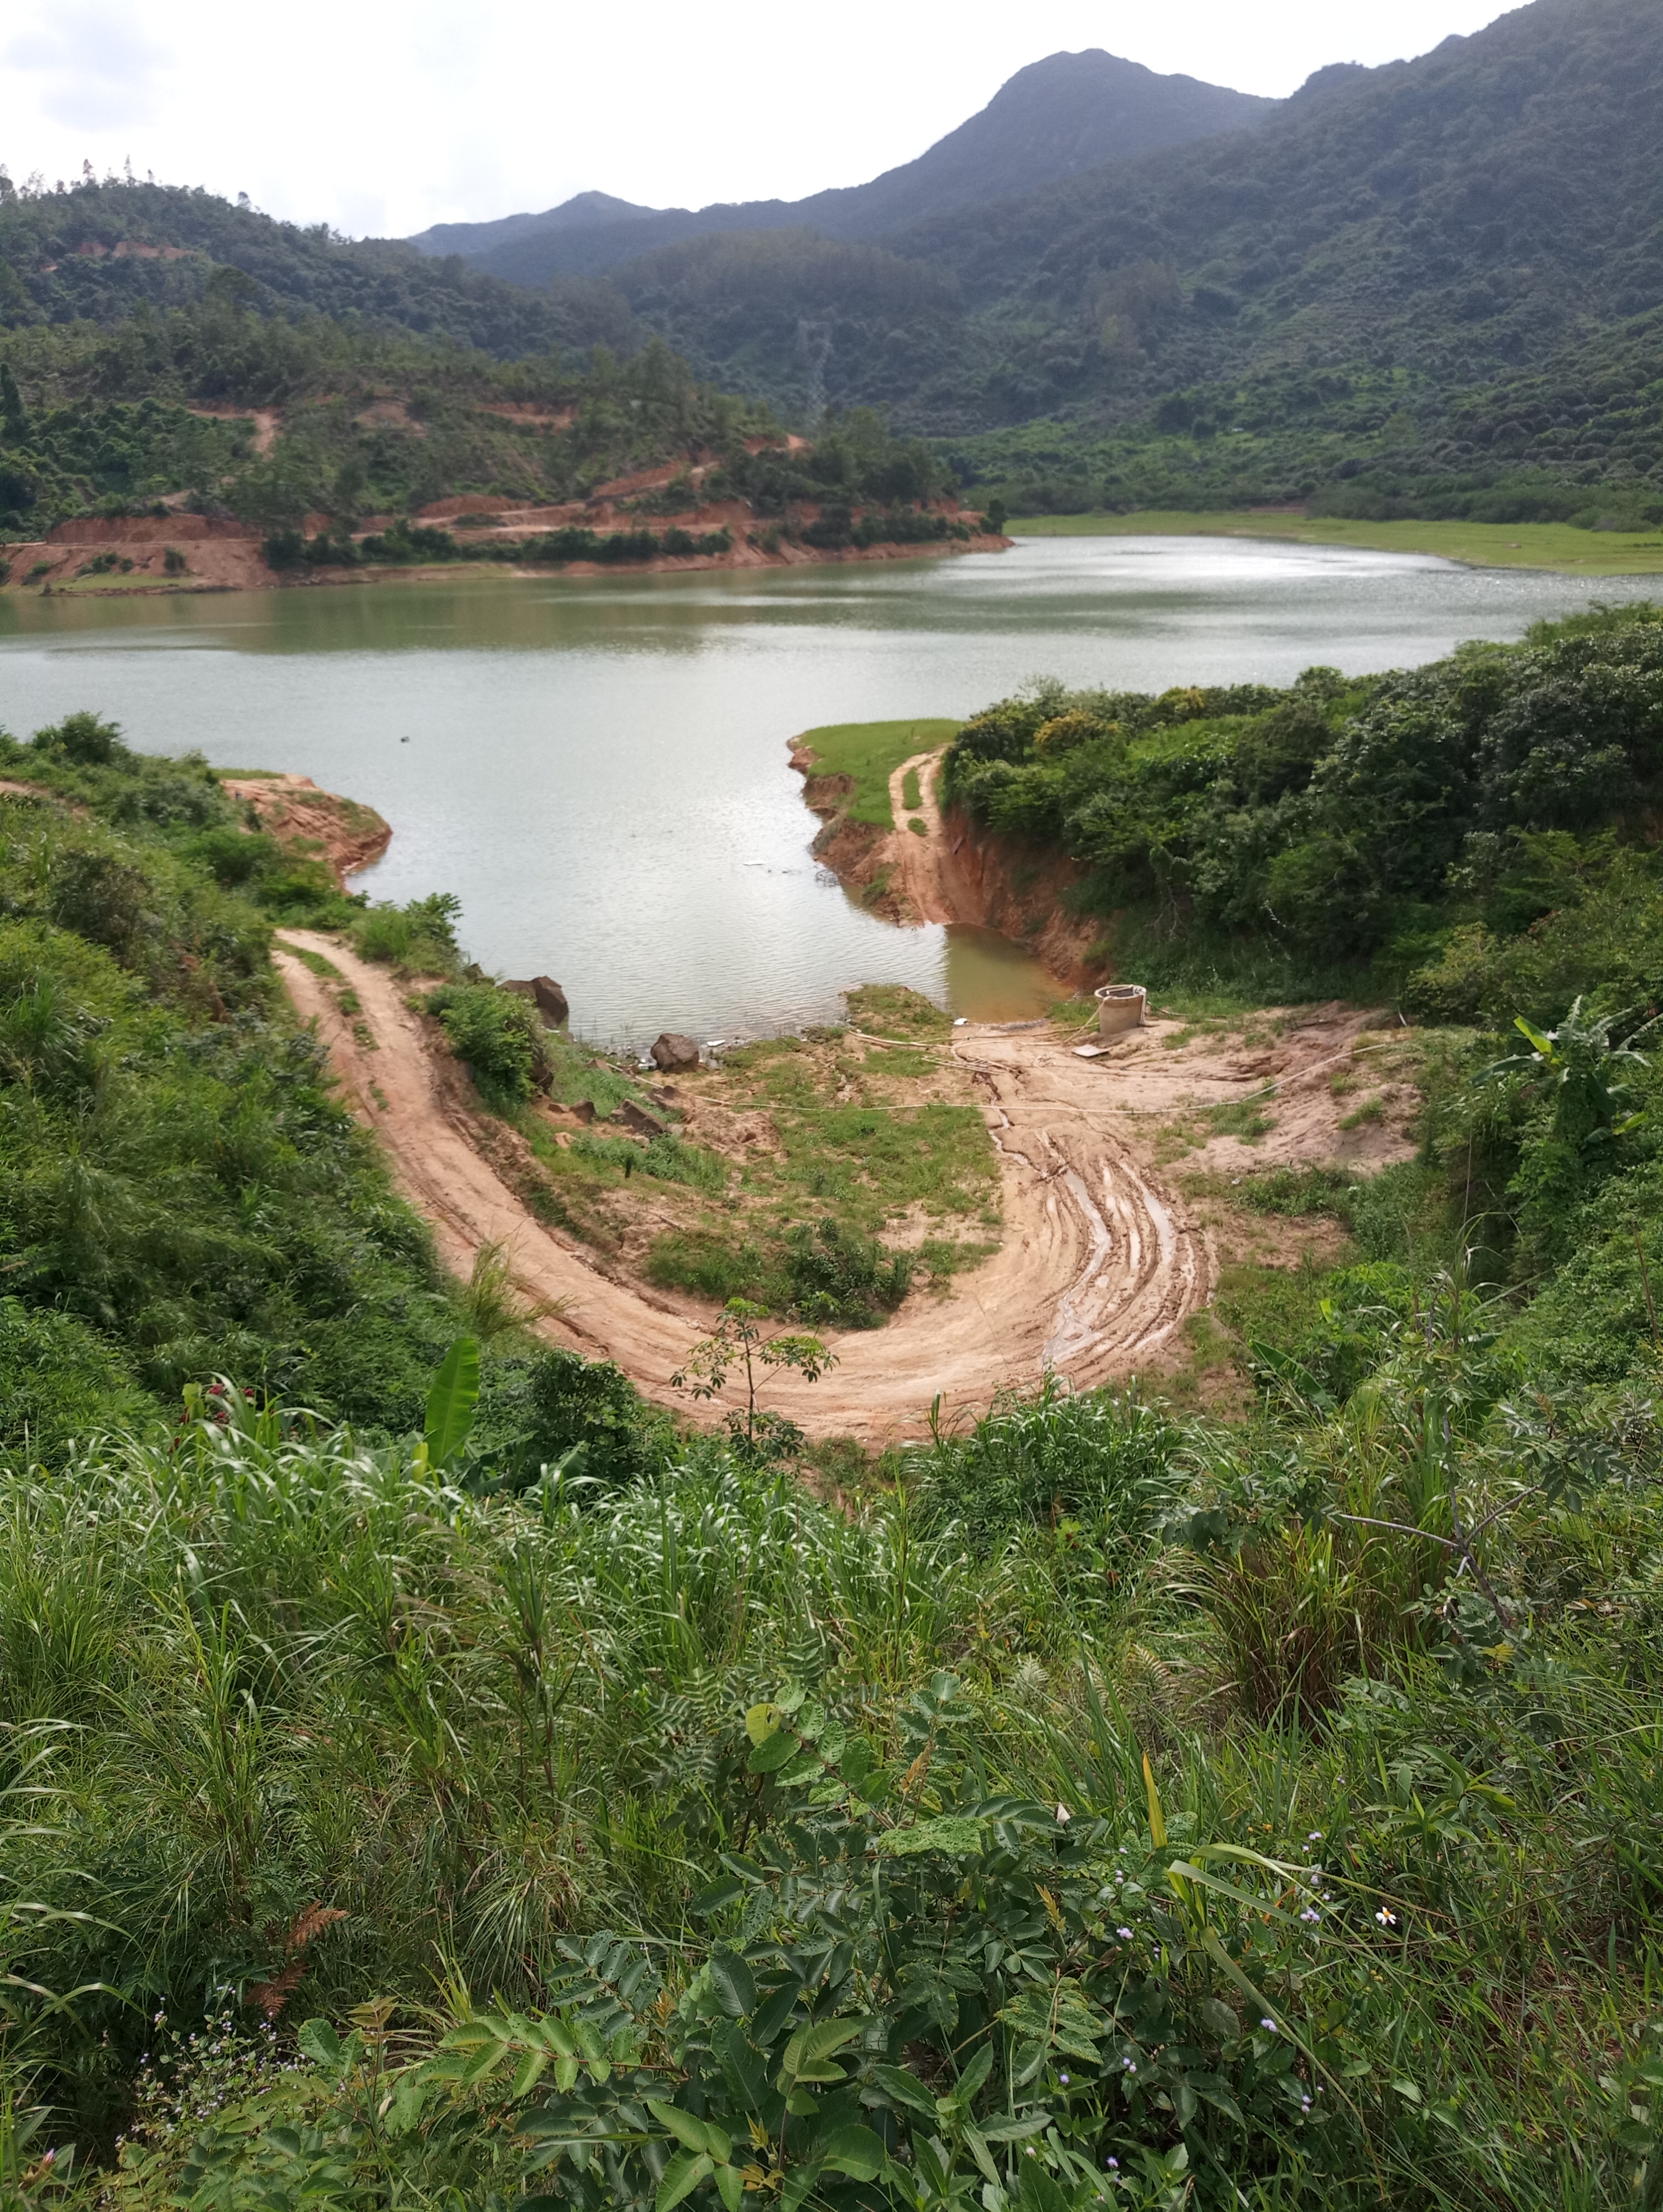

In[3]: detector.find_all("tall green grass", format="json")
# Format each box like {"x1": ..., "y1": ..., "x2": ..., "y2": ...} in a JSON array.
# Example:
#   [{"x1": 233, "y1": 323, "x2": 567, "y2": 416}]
[{"x1": 2, "y1": 1341, "x2": 1657, "y2": 2208}]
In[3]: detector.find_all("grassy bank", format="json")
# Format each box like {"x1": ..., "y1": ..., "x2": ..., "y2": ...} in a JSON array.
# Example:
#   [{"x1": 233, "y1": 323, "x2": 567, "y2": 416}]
[
  {"x1": 7, "y1": 1288, "x2": 1663, "y2": 2209},
  {"x1": 792, "y1": 718, "x2": 959, "y2": 828},
  {"x1": 1007, "y1": 508, "x2": 1663, "y2": 576}
]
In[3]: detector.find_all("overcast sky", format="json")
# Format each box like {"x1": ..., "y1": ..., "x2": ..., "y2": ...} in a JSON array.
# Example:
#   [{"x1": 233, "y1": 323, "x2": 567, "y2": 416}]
[{"x1": 3, "y1": 0, "x2": 1519, "y2": 240}]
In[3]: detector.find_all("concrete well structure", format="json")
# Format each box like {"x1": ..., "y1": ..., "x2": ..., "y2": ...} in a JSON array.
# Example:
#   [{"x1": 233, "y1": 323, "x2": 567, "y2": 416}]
[{"x1": 1095, "y1": 983, "x2": 1147, "y2": 1036}]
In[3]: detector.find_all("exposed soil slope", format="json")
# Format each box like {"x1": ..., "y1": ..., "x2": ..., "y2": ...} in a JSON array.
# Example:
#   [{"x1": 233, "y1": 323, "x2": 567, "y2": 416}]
[
  {"x1": 806, "y1": 747, "x2": 1101, "y2": 984},
  {"x1": 271, "y1": 930, "x2": 1217, "y2": 1441},
  {"x1": 4, "y1": 505, "x2": 1008, "y2": 596},
  {"x1": 220, "y1": 774, "x2": 391, "y2": 889}
]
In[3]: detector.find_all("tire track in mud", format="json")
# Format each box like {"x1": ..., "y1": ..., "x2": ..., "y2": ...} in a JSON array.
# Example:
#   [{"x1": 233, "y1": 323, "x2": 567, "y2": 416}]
[{"x1": 273, "y1": 931, "x2": 1215, "y2": 1443}]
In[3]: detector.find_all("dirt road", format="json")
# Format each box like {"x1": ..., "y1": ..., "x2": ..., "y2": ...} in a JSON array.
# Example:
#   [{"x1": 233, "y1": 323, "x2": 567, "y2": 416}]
[
  {"x1": 273, "y1": 931, "x2": 1216, "y2": 1442},
  {"x1": 885, "y1": 749, "x2": 953, "y2": 924}
]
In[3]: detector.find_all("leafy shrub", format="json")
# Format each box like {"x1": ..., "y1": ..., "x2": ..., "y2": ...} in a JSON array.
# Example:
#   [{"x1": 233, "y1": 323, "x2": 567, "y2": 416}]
[
  {"x1": 516, "y1": 1347, "x2": 673, "y2": 1488},
  {"x1": 911, "y1": 1379, "x2": 1181, "y2": 1550},
  {"x1": 784, "y1": 1217, "x2": 912, "y2": 1326},
  {"x1": 359, "y1": 521, "x2": 460, "y2": 563},
  {"x1": 351, "y1": 890, "x2": 462, "y2": 973},
  {"x1": 30, "y1": 708, "x2": 122, "y2": 766},
  {"x1": 425, "y1": 980, "x2": 549, "y2": 1103}
]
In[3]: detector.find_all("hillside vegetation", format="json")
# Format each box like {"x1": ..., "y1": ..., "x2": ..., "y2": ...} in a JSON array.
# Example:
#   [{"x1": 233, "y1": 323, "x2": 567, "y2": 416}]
[
  {"x1": 0, "y1": 241, "x2": 972, "y2": 566},
  {"x1": 2, "y1": 612, "x2": 1663, "y2": 2206},
  {"x1": 0, "y1": 722, "x2": 638, "y2": 1452},
  {"x1": 0, "y1": 290, "x2": 772, "y2": 536},
  {"x1": 8, "y1": 1, "x2": 1663, "y2": 536},
  {"x1": 452, "y1": 0, "x2": 1663, "y2": 529}
]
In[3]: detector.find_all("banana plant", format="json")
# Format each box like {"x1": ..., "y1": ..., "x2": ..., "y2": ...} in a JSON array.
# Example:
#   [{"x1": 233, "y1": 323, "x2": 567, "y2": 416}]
[
  {"x1": 1480, "y1": 997, "x2": 1651, "y2": 1150},
  {"x1": 418, "y1": 1336, "x2": 479, "y2": 1474}
]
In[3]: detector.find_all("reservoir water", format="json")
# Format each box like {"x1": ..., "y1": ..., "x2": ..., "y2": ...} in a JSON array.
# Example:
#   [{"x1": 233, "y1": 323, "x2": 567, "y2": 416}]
[{"x1": 1, "y1": 535, "x2": 1656, "y2": 1044}]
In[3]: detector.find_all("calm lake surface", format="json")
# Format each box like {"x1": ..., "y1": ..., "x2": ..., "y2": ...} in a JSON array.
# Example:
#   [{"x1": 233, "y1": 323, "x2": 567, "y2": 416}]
[{"x1": 2, "y1": 535, "x2": 1656, "y2": 1044}]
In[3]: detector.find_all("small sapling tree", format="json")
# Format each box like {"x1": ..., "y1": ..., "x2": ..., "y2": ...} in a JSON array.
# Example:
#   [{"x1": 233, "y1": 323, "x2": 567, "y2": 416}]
[{"x1": 672, "y1": 1297, "x2": 836, "y2": 1462}]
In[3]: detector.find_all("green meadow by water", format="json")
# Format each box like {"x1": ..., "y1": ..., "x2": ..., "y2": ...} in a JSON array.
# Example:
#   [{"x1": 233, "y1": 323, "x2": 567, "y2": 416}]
[{"x1": 2, "y1": 536, "x2": 1655, "y2": 1044}]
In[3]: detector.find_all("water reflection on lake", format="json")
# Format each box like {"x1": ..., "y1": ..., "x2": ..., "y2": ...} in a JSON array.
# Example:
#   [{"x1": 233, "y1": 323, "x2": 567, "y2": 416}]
[{"x1": 1, "y1": 536, "x2": 1654, "y2": 1042}]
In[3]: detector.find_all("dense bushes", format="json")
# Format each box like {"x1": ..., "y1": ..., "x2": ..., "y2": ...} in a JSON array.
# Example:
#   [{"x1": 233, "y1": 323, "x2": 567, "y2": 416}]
[
  {"x1": 4, "y1": 1313, "x2": 1662, "y2": 2207},
  {"x1": 425, "y1": 979, "x2": 551, "y2": 1103},
  {"x1": 943, "y1": 606, "x2": 1663, "y2": 993},
  {"x1": 348, "y1": 888, "x2": 462, "y2": 972},
  {"x1": 783, "y1": 1217, "x2": 913, "y2": 1327}
]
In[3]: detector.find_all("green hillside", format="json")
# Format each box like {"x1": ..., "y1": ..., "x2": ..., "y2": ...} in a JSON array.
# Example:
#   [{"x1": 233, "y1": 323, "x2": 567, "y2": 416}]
[
  {"x1": 7, "y1": 618, "x2": 1663, "y2": 2204},
  {"x1": 0, "y1": 174, "x2": 631, "y2": 358},
  {"x1": 0, "y1": 307, "x2": 768, "y2": 537},
  {"x1": 948, "y1": 299, "x2": 1663, "y2": 529},
  {"x1": 542, "y1": 0, "x2": 1663, "y2": 528}
]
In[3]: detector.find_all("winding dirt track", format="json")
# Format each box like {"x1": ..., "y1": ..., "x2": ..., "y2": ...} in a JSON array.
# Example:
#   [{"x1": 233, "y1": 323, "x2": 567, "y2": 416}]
[
  {"x1": 273, "y1": 932, "x2": 1215, "y2": 1442},
  {"x1": 885, "y1": 749, "x2": 954, "y2": 923}
]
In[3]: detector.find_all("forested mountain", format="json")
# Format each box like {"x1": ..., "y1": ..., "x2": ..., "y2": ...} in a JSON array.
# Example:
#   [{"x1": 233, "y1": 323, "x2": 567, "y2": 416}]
[
  {"x1": 3, "y1": 0, "x2": 1660, "y2": 525},
  {"x1": 413, "y1": 53, "x2": 1275, "y2": 285},
  {"x1": 899, "y1": 0, "x2": 1661, "y2": 395},
  {"x1": 597, "y1": 0, "x2": 1663, "y2": 520},
  {"x1": 0, "y1": 174, "x2": 633, "y2": 359}
]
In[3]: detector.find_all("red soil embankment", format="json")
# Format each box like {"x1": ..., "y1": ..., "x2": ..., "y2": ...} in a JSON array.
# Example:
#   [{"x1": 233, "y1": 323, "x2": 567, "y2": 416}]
[
  {"x1": 792, "y1": 742, "x2": 1101, "y2": 985},
  {"x1": 935, "y1": 800, "x2": 1104, "y2": 989},
  {"x1": 220, "y1": 775, "x2": 391, "y2": 890}
]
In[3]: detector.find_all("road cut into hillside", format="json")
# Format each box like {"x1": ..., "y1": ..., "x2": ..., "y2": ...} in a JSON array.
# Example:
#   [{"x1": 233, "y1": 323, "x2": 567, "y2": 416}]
[{"x1": 271, "y1": 930, "x2": 1221, "y2": 1442}]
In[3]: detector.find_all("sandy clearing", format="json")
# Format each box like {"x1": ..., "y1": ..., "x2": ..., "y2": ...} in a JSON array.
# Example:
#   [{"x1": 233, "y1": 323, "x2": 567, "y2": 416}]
[
  {"x1": 1064, "y1": 1004, "x2": 1423, "y2": 1179},
  {"x1": 272, "y1": 931, "x2": 1216, "y2": 1442}
]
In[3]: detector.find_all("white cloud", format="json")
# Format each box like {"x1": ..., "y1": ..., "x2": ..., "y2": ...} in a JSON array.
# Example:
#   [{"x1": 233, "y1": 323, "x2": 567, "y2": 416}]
[{"x1": 6, "y1": 0, "x2": 171, "y2": 132}]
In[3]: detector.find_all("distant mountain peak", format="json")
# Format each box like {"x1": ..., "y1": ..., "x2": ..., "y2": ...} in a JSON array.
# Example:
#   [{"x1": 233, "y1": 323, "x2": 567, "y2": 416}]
[
  {"x1": 412, "y1": 49, "x2": 1275, "y2": 281},
  {"x1": 1289, "y1": 60, "x2": 1373, "y2": 103},
  {"x1": 411, "y1": 190, "x2": 657, "y2": 260}
]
